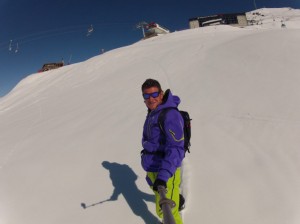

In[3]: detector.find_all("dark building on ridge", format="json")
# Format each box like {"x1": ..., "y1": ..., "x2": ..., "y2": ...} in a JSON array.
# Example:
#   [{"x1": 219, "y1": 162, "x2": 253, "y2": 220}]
[{"x1": 189, "y1": 13, "x2": 248, "y2": 28}]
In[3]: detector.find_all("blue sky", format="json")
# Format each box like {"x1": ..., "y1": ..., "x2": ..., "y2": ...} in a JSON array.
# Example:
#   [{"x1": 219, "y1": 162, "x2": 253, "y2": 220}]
[{"x1": 0, "y1": 0, "x2": 299, "y2": 97}]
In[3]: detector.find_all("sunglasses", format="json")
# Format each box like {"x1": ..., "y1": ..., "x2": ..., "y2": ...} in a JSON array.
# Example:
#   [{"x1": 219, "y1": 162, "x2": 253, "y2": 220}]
[{"x1": 142, "y1": 91, "x2": 160, "y2": 99}]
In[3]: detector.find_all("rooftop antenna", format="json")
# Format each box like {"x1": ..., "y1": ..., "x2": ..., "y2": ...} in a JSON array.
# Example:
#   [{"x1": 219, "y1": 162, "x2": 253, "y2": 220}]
[
  {"x1": 68, "y1": 54, "x2": 72, "y2": 65},
  {"x1": 136, "y1": 21, "x2": 148, "y2": 38},
  {"x1": 254, "y1": 0, "x2": 257, "y2": 9}
]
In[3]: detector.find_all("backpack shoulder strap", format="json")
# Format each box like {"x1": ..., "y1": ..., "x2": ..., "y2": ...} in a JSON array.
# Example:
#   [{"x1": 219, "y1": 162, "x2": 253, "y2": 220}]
[{"x1": 158, "y1": 107, "x2": 178, "y2": 133}]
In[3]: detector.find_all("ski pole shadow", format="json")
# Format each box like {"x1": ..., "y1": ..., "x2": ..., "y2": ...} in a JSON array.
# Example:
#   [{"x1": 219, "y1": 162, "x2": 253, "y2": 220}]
[{"x1": 81, "y1": 161, "x2": 159, "y2": 224}]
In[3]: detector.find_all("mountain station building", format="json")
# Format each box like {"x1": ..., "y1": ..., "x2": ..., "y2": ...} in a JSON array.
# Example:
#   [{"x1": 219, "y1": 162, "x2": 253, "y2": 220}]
[{"x1": 189, "y1": 13, "x2": 248, "y2": 28}]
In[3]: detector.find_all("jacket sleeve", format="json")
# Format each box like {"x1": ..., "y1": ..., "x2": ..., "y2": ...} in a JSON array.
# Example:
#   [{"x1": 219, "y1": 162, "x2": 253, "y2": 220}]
[{"x1": 157, "y1": 109, "x2": 185, "y2": 182}]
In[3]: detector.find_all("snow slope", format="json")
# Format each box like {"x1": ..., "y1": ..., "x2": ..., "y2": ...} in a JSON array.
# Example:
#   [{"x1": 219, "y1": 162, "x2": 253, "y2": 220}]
[
  {"x1": 1, "y1": 8, "x2": 300, "y2": 224},
  {"x1": 246, "y1": 7, "x2": 300, "y2": 28}
]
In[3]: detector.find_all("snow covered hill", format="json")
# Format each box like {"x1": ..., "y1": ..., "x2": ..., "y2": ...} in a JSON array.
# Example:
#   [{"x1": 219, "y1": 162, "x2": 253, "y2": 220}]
[
  {"x1": 1, "y1": 8, "x2": 300, "y2": 224},
  {"x1": 246, "y1": 7, "x2": 300, "y2": 28}
]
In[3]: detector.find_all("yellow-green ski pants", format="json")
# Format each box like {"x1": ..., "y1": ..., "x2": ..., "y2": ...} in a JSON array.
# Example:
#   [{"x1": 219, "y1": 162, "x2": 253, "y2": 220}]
[{"x1": 147, "y1": 168, "x2": 183, "y2": 224}]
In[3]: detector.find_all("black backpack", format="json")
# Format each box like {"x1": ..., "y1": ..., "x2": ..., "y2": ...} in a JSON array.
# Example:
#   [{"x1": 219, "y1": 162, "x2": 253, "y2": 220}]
[{"x1": 158, "y1": 108, "x2": 191, "y2": 154}]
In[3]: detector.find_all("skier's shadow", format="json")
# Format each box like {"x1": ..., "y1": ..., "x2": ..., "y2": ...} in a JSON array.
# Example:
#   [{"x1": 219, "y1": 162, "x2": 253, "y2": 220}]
[{"x1": 82, "y1": 161, "x2": 159, "y2": 224}]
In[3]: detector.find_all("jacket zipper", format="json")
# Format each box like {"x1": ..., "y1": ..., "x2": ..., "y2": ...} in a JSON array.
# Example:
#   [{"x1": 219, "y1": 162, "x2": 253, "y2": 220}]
[{"x1": 147, "y1": 110, "x2": 154, "y2": 139}]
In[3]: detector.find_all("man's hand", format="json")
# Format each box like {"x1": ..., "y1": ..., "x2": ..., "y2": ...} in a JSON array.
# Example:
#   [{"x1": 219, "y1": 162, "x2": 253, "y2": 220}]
[{"x1": 153, "y1": 179, "x2": 166, "y2": 191}]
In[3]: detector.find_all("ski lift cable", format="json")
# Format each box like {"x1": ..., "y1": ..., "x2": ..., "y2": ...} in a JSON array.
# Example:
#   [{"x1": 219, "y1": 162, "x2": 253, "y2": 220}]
[
  {"x1": 1, "y1": 21, "x2": 133, "y2": 45},
  {"x1": 0, "y1": 22, "x2": 135, "y2": 51},
  {"x1": 0, "y1": 24, "x2": 88, "y2": 47}
]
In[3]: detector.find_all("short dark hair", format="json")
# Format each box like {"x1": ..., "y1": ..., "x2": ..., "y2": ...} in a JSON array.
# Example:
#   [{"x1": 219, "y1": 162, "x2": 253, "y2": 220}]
[{"x1": 141, "y1": 79, "x2": 162, "y2": 92}]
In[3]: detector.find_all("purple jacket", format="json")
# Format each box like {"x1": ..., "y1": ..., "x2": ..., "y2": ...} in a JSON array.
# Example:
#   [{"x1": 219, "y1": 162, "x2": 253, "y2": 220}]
[{"x1": 141, "y1": 90, "x2": 185, "y2": 182}]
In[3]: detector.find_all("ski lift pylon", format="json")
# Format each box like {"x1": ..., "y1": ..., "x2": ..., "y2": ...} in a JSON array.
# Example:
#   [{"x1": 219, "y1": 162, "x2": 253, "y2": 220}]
[{"x1": 15, "y1": 43, "x2": 19, "y2": 53}]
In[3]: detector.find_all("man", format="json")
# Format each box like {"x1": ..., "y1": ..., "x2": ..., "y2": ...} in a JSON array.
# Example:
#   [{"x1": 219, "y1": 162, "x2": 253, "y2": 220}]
[{"x1": 141, "y1": 78, "x2": 185, "y2": 224}]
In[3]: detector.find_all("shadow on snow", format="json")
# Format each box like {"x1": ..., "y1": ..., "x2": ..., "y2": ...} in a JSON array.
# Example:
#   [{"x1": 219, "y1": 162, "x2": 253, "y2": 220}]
[{"x1": 81, "y1": 161, "x2": 159, "y2": 224}]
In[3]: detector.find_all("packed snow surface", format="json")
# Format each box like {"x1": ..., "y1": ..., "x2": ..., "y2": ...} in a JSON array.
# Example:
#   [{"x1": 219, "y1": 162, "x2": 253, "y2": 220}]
[{"x1": 1, "y1": 8, "x2": 300, "y2": 224}]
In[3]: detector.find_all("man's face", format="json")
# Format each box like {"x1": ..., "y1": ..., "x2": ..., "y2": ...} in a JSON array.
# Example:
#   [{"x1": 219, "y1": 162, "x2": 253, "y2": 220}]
[{"x1": 143, "y1": 87, "x2": 163, "y2": 111}]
